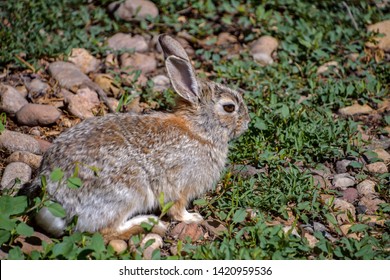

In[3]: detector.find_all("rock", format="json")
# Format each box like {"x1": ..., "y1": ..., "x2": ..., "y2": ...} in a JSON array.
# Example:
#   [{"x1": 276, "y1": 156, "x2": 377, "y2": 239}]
[
  {"x1": 303, "y1": 232, "x2": 318, "y2": 248},
  {"x1": 107, "y1": 33, "x2": 148, "y2": 52},
  {"x1": 217, "y1": 32, "x2": 238, "y2": 46},
  {"x1": 109, "y1": 239, "x2": 128, "y2": 254},
  {"x1": 338, "y1": 103, "x2": 374, "y2": 116},
  {"x1": 112, "y1": 0, "x2": 159, "y2": 21},
  {"x1": 0, "y1": 130, "x2": 41, "y2": 154},
  {"x1": 0, "y1": 162, "x2": 32, "y2": 190},
  {"x1": 342, "y1": 188, "x2": 358, "y2": 203},
  {"x1": 202, "y1": 218, "x2": 227, "y2": 236},
  {"x1": 317, "y1": 61, "x2": 339, "y2": 75},
  {"x1": 120, "y1": 52, "x2": 157, "y2": 74},
  {"x1": 93, "y1": 74, "x2": 121, "y2": 98},
  {"x1": 332, "y1": 173, "x2": 355, "y2": 190},
  {"x1": 332, "y1": 198, "x2": 356, "y2": 223},
  {"x1": 26, "y1": 79, "x2": 49, "y2": 97},
  {"x1": 335, "y1": 159, "x2": 351, "y2": 174},
  {"x1": 0, "y1": 84, "x2": 28, "y2": 115},
  {"x1": 313, "y1": 222, "x2": 327, "y2": 232},
  {"x1": 282, "y1": 225, "x2": 299, "y2": 237},
  {"x1": 14, "y1": 231, "x2": 52, "y2": 255},
  {"x1": 312, "y1": 174, "x2": 331, "y2": 188},
  {"x1": 358, "y1": 196, "x2": 385, "y2": 214},
  {"x1": 367, "y1": 20, "x2": 390, "y2": 52},
  {"x1": 170, "y1": 222, "x2": 204, "y2": 241},
  {"x1": 48, "y1": 61, "x2": 90, "y2": 89},
  {"x1": 36, "y1": 138, "x2": 52, "y2": 154},
  {"x1": 107, "y1": 98, "x2": 119, "y2": 112},
  {"x1": 340, "y1": 224, "x2": 359, "y2": 240},
  {"x1": 356, "y1": 180, "x2": 376, "y2": 197},
  {"x1": 16, "y1": 104, "x2": 61, "y2": 126},
  {"x1": 140, "y1": 233, "x2": 163, "y2": 260},
  {"x1": 62, "y1": 88, "x2": 100, "y2": 119},
  {"x1": 250, "y1": 35, "x2": 278, "y2": 65},
  {"x1": 360, "y1": 215, "x2": 386, "y2": 227},
  {"x1": 366, "y1": 162, "x2": 388, "y2": 174},
  {"x1": 121, "y1": 72, "x2": 147, "y2": 87},
  {"x1": 68, "y1": 48, "x2": 100, "y2": 74},
  {"x1": 372, "y1": 148, "x2": 390, "y2": 163},
  {"x1": 229, "y1": 164, "x2": 265, "y2": 178},
  {"x1": 152, "y1": 75, "x2": 170, "y2": 92},
  {"x1": 7, "y1": 151, "x2": 42, "y2": 169}
]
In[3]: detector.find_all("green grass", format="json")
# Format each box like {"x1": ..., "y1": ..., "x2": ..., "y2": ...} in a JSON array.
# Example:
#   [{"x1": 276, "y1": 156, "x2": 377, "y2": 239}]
[{"x1": 0, "y1": 0, "x2": 389, "y2": 260}]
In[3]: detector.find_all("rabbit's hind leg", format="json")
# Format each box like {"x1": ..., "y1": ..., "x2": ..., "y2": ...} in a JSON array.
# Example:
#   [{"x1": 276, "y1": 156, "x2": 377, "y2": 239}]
[
  {"x1": 100, "y1": 215, "x2": 167, "y2": 242},
  {"x1": 168, "y1": 196, "x2": 203, "y2": 224}
]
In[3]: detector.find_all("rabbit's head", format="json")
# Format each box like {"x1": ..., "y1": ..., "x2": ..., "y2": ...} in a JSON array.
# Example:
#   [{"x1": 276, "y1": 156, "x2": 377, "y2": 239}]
[{"x1": 159, "y1": 34, "x2": 250, "y2": 142}]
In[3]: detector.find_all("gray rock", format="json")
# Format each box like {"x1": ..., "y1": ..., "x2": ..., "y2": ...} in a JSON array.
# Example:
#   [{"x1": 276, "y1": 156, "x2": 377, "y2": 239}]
[
  {"x1": 313, "y1": 222, "x2": 327, "y2": 232},
  {"x1": 332, "y1": 173, "x2": 356, "y2": 190},
  {"x1": 48, "y1": 61, "x2": 90, "y2": 89},
  {"x1": 0, "y1": 130, "x2": 41, "y2": 154},
  {"x1": 0, "y1": 162, "x2": 32, "y2": 191},
  {"x1": 107, "y1": 33, "x2": 148, "y2": 52},
  {"x1": 152, "y1": 75, "x2": 170, "y2": 91},
  {"x1": 7, "y1": 151, "x2": 42, "y2": 170},
  {"x1": 366, "y1": 162, "x2": 388, "y2": 174},
  {"x1": 112, "y1": 0, "x2": 159, "y2": 21},
  {"x1": 338, "y1": 103, "x2": 373, "y2": 116},
  {"x1": 62, "y1": 88, "x2": 100, "y2": 119},
  {"x1": 342, "y1": 188, "x2": 358, "y2": 203},
  {"x1": 0, "y1": 84, "x2": 28, "y2": 115},
  {"x1": 333, "y1": 198, "x2": 356, "y2": 223},
  {"x1": 16, "y1": 104, "x2": 61, "y2": 126},
  {"x1": 229, "y1": 164, "x2": 265, "y2": 178},
  {"x1": 120, "y1": 52, "x2": 157, "y2": 74},
  {"x1": 358, "y1": 196, "x2": 385, "y2": 214},
  {"x1": 335, "y1": 159, "x2": 351, "y2": 174},
  {"x1": 356, "y1": 180, "x2": 376, "y2": 197},
  {"x1": 68, "y1": 48, "x2": 100, "y2": 74},
  {"x1": 250, "y1": 36, "x2": 278, "y2": 65}
]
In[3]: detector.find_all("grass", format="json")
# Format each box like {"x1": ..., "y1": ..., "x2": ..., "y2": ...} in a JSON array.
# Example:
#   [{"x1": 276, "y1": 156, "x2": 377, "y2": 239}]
[{"x1": 0, "y1": 0, "x2": 389, "y2": 259}]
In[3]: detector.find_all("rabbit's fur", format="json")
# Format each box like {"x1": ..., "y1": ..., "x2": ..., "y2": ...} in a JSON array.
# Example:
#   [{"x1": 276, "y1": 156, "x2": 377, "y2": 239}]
[{"x1": 27, "y1": 34, "x2": 250, "y2": 240}]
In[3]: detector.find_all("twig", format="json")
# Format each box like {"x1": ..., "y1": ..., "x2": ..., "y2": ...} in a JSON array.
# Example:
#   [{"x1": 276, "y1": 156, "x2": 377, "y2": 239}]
[
  {"x1": 342, "y1": 1, "x2": 359, "y2": 31},
  {"x1": 15, "y1": 54, "x2": 36, "y2": 72}
]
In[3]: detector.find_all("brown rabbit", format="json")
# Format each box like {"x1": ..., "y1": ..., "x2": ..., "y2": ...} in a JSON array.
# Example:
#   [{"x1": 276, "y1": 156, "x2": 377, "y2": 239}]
[{"x1": 26, "y1": 34, "x2": 250, "y2": 240}]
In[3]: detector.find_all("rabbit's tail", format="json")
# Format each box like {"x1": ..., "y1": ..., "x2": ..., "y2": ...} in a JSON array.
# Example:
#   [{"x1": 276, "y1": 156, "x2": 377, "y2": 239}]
[{"x1": 101, "y1": 215, "x2": 168, "y2": 242}]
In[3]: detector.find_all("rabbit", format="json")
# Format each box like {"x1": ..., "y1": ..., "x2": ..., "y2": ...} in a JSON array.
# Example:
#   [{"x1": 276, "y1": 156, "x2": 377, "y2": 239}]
[{"x1": 24, "y1": 34, "x2": 250, "y2": 241}]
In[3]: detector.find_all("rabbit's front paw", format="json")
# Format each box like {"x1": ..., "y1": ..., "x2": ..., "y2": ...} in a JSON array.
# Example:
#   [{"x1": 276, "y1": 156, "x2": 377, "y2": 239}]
[{"x1": 181, "y1": 211, "x2": 203, "y2": 224}]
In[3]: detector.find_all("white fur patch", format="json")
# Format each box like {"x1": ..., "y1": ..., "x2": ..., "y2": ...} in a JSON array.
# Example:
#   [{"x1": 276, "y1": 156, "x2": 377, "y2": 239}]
[{"x1": 35, "y1": 207, "x2": 66, "y2": 237}]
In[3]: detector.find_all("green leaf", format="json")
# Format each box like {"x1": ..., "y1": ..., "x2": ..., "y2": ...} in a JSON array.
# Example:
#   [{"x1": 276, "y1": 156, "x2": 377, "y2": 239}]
[
  {"x1": 254, "y1": 119, "x2": 268, "y2": 130},
  {"x1": 45, "y1": 202, "x2": 66, "y2": 218},
  {"x1": 324, "y1": 213, "x2": 337, "y2": 226},
  {"x1": 16, "y1": 222, "x2": 34, "y2": 237},
  {"x1": 158, "y1": 192, "x2": 165, "y2": 208},
  {"x1": 161, "y1": 201, "x2": 174, "y2": 215},
  {"x1": 8, "y1": 247, "x2": 24, "y2": 260},
  {"x1": 0, "y1": 214, "x2": 17, "y2": 231},
  {"x1": 232, "y1": 208, "x2": 247, "y2": 224},
  {"x1": 349, "y1": 224, "x2": 369, "y2": 233},
  {"x1": 0, "y1": 229, "x2": 11, "y2": 245},
  {"x1": 384, "y1": 115, "x2": 390, "y2": 125},
  {"x1": 0, "y1": 195, "x2": 28, "y2": 216},
  {"x1": 89, "y1": 233, "x2": 105, "y2": 253},
  {"x1": 193, "y1": 198, "x2": 208, "y2": 206},
  {"x1": 348, "y1": 161, "x2": 363, "y2": 168},
  {"x1": 50, "y1": 168, "x2": 64, "y2": 182},
  {"x1": 52, "y1": 239, "x2": 75, "y2": 258},
  {"x1": 67, "y1": 177, "x2": 82, "y2": 189}
]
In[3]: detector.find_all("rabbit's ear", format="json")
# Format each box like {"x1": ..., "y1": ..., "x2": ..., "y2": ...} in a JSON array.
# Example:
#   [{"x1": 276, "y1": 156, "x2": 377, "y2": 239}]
[
  {"x1": 159, "y1": 34, "x2": 190, "y2": 61},
  {"x1": 166, "y1": 55, "x2": 200, "y2": 104}
]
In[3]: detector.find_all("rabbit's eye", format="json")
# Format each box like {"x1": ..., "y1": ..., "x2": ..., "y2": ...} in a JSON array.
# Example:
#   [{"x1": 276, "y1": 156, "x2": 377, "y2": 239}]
[{"x1": 223, "y1": 104, "x2": 235, "y2": 113}]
